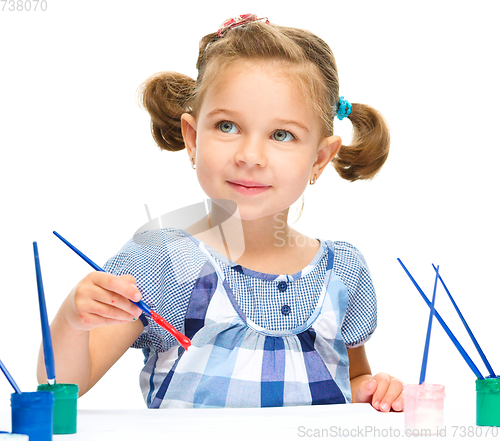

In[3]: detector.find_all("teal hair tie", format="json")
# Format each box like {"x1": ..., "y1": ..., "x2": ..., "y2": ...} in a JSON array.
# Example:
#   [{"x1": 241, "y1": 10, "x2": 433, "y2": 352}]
[{"x1": 336, "y1": 96, "x2": 352, "y2": 120}]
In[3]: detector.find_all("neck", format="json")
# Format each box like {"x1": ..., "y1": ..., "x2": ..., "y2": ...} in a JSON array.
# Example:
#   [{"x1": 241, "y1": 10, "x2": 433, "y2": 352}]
[
  {"x1": 212, "y1": 205, "x2": 293, "y2": 261},
  {"x1": 185, "y1": 202, "x2": 294, "y2": 263},
  {"x1": 241, "y1": 211, "x2": 292, "y2": 256},
  {"x1": 184, "y1": 201, "x2": 321, "y2": 275}
]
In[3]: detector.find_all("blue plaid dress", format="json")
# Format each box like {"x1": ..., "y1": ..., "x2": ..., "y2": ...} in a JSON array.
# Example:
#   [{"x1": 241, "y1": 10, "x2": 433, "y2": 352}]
[{"x1": 103, "y1": 229, "x2": 377, "y2": 408}]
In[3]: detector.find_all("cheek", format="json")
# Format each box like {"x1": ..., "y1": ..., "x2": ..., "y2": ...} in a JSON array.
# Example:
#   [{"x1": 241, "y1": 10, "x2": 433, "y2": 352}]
[
  {"x1": 194, "y1": 144, "x2": 226, "y2": 193},
  {"x1": 197, "y1": 146, "x2": 225, "y2": 174},
  {"x1": 280, "y1": 153, "x2": 314, "y2": 187},
  {"x1": 287, "y1": 172, "x2": 310, "y2": 197}
]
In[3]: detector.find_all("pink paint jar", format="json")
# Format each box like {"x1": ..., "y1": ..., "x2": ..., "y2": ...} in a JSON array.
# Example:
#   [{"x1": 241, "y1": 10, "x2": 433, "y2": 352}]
[{"x1": 403, "y1": 384, "x2": 445, "y2": 436}]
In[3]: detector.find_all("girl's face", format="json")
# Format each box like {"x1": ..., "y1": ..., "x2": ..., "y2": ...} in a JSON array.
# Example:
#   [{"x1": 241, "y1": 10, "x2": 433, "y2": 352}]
[{"x1": 181, "y1": 61, "x2": 340, "y2": 222}]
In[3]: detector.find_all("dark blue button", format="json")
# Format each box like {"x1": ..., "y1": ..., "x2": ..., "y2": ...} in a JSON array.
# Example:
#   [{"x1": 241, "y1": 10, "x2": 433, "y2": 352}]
[
  {"x1": 277, "y1": 281, "x2": 287, "y2": 292},
  {"x1": 281, "y1": 305, "x2": 291, "y2": 315}
]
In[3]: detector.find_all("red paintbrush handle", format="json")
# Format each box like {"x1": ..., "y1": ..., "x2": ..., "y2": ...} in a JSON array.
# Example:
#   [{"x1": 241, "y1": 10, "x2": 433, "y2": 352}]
[{"x1": 150, "y1": 311, "x2": 191, "y2": 350}]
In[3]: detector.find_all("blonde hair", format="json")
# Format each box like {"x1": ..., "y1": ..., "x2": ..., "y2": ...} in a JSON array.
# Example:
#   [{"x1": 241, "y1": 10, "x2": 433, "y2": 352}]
[{"x1": 139, "y1": 20, "x2": 390, "y2": 182}]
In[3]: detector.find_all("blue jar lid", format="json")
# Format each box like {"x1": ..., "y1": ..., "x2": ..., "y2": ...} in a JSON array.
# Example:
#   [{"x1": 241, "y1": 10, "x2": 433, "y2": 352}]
[{"x1": 11, "y1": 391, "x2": 54, "y2": 407}]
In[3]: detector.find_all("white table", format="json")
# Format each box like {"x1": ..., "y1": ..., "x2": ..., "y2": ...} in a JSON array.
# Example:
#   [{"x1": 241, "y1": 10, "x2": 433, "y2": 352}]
[
  {"x1": 1, "y1": 404, "x2": 401, "y2": 440},
  {"x1": 0, "y1": 400, "x2": 495, "y2": 440}
]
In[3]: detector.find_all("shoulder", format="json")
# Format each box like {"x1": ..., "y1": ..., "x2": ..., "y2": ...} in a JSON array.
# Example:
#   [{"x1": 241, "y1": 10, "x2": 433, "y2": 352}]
[
  {"x1": 323, "y1": 240, "x2": 374, "y2": 297},
  {"x1": 323, "y1": 241, "x2": 377, "y2": 347},
  {"x1": 324, "y1": 240, "x2": 370, "y2": 271},
  {"x1": 102, "y1": 228, "x2": 207, "y2": 278}
]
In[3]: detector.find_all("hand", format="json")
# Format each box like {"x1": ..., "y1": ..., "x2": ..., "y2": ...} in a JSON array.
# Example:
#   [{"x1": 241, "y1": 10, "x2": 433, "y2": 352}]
[
  {"x1": 354, "y1": 373, "x2": 404, "y2": 412},
  {"x1": 63, "y1": 272, "x2": 143, "y2": 331}
]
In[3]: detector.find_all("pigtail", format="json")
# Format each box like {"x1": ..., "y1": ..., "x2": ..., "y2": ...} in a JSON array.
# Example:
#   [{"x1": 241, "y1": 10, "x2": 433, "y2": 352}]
[
  {"x1": 333, "y1": 103, "x2": 390, "y2": 181},
  {"x1": 139, "y1": 71, "x2": 196, "y2": 152}
]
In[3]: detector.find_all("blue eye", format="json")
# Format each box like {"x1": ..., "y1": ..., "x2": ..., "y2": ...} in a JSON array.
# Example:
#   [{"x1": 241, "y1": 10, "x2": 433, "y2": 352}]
[
  {"x1": 272, "y1": 130, "x2": 294, "y2": 142},
  {"x1": 218, "y1": 121, "x2": 238, "y2": 134}
]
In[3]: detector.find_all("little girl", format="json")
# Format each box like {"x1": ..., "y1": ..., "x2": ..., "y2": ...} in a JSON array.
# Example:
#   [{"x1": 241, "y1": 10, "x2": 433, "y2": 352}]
[{"x1": 38, "y1": 14, "x2": 403, "y2": 412}]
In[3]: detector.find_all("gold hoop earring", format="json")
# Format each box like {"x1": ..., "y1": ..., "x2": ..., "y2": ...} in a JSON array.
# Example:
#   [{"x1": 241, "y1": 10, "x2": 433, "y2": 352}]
[
  {"x1": 191, "y1": 157, "x2": 196, "y2": 170},
  {"x1": 309, "y1": 174, "x2": 317, "y2": 185}
]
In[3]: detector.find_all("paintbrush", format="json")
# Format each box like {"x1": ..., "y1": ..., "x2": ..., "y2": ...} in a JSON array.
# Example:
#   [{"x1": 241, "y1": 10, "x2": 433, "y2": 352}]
[
  {"x1": 0, "y1": 358, "x2": 22, "y2": 394},
  {"x1": 33, "y1": 242, "x2": 56, "y2": 384},
  {"x1": 53, "y1": 231, "x2": 191, "y2": 350},
  {"x1": 398, "y1": 258, "x2": 483, "y2": 379},
  {"x1": 419, "y1": 265, "x2": 439, "y2": 384}
]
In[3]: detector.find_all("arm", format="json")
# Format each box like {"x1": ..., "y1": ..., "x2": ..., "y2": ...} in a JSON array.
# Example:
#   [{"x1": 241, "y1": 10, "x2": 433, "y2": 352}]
[
  {"x1": 348, "y1": 345, "x2": 372, "y2": 398},
  {"x1": 348, "y1": 345, "x2": 404, "y2": 412},
  {"x1": 37, "y1": 272, "x2": 144, "y2": 396}
]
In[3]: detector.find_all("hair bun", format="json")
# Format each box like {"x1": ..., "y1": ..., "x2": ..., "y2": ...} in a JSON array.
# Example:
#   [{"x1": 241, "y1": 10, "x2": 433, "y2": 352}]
[{"x1": 139, "y1": 71, "x2": 196, "y2": 152}]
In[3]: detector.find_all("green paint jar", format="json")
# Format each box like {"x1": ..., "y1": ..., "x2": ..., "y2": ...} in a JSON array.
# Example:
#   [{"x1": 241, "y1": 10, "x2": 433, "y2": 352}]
[
  {"x1": 37, "y1": 383, "x2": 78, "y2": 434},
  {"x1": 476, "y1": 377, "x2": 500, "y2": 427}
]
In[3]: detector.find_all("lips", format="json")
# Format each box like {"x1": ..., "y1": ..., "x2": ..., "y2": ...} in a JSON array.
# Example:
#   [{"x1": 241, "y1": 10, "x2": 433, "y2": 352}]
[
  {"x1": 229, "y1": 180, "x2": 269, "y2": 188},
  {"x1": 227, "y1": 180, "x2": 271, "y2": 195}
]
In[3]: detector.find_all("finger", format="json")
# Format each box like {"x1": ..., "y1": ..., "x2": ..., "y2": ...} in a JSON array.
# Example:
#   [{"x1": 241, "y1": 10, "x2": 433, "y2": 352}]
[
  {"x1": 71, "y1": 298, "x2": 136, "y2": 330},
  {"x1": 91, "y1": 273, "x2": 143, "y2": 316},
  {"x1": 96, "y1": 289, "x2": 143, "y2": 319},
  {"x1": 79, "y1": 311, "x2": 132, "y2": 329},
  {"x1": 74, "y1": 292, "x2": 139, "y2": 323},
  {"x1": 391, "y1": 391, "x2": 404, "y2": 412},
  {"x1": 379, "y1": 378, "x2": 404, "y2": 412},
  {"x1": 92, "y1": 272, "x2": 142, "y2": 302},
  {"x1": 355, "y1": 379, "x2": 377, "y2": 403},
  {"x1": 371, "y1": 373, "x2": 391, "y2": 411},
  {"x1": 74, "y1": 275, "x2": 142, "y2": 319},
  {"x1": 87, "y1": 298, "x2": 140, "y2": 322}
]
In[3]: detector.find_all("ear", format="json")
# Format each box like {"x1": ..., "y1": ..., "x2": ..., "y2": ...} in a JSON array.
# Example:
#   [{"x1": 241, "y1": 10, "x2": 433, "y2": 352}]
[
  {"x1": 311, "y1": 135, "x2": 342, "y2": 178},
  {"x1": 181, "y1": 113, "x2": 198, "y2": 161}
]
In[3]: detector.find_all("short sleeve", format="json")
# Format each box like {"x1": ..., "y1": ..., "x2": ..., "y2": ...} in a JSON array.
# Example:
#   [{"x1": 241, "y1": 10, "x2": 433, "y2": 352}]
[
  {"x1": 332, "y1": 241, "x2": 377, "y2": 348},
  {"x1": 102, "y1": 229, "x2": 206, "y2": 352}
]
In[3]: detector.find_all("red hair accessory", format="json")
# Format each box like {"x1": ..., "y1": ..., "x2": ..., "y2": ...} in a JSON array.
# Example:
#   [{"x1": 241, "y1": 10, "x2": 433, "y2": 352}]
[{"x1": 217, "y1": 14, "x2": 270, "y2": 37}]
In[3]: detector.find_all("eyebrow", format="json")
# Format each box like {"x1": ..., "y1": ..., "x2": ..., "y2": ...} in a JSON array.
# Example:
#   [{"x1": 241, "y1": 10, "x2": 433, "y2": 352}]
[
  {"x1": 205, "y1": 108, "x2": 310, "y2": 133},
  {"x1": 273, "y1": 119, "x2": 310, "y2": 133},
  {"x1": 205, "y1": 108, "x2": 240, "y2": 119}
]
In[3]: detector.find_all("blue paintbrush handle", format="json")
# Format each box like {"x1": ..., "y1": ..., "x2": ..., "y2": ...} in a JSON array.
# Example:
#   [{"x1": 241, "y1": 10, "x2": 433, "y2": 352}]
[
  {"x1": 0, "y1": 358, "x2": 22, "y2": 394},
  {"x1": 53, "y1": 231, "x2": 151, "y2": 316},
  {"x1": 432, "y1": 264, "x2": 495, "y2": 377},
  {"x1": 419, "y1": 265, "x2": 439, "y2": 384},
  {"x1": 33, "y1": 242, "x2": 56, "y2": 385},
  {"x1": 398, "y1": 258, "x2": 484, "y2": 379}
]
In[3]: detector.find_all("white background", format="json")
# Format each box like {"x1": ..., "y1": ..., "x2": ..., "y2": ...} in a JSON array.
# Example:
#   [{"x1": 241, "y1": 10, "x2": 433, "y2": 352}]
[{"x1": 0, "y1": 0, "x2": 499, "y2": 413}]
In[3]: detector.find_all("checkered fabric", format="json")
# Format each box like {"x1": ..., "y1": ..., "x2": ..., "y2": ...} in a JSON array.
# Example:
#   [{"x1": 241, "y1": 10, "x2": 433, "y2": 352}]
[{"x1": 102, "y1": 229, "x2": 377, "y2": 408}]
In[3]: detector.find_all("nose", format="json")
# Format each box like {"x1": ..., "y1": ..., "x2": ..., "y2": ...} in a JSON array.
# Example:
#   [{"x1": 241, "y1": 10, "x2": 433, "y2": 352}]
[{"x1": 234, "y1": 135, "x2": 267, "y2": 167}]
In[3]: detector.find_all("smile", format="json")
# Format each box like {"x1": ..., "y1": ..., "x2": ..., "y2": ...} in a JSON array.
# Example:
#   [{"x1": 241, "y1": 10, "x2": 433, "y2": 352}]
[{"x1": 227, "y1": 180, "x2": 271, "y2": 195}]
